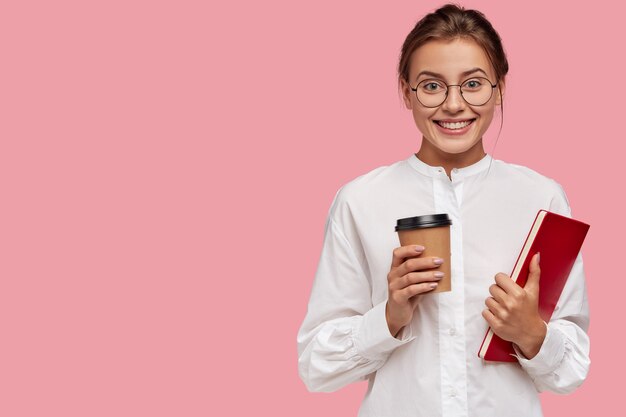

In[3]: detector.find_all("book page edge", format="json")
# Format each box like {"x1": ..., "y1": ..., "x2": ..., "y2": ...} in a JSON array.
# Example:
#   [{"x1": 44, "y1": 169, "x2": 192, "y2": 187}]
[{"x1": 511, "y1": 210, "x2": 547, "y2": 280}]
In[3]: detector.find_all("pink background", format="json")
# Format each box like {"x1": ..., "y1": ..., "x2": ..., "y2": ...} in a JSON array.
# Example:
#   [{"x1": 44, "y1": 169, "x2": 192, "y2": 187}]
[{"x1": 0, "y1": 0, "x2": 622, "y2": 415}]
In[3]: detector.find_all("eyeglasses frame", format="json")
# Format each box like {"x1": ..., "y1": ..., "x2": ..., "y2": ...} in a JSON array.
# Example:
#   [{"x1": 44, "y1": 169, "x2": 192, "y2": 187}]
[{"x1": 409, "y1": 76, "x2": 499, "y2": 108}]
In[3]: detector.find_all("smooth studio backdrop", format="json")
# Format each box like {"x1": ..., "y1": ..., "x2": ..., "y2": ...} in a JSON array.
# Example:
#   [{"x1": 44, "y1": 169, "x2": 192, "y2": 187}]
[{"x1": 0, "y1": 0, "x2": 623, "y2": 415}]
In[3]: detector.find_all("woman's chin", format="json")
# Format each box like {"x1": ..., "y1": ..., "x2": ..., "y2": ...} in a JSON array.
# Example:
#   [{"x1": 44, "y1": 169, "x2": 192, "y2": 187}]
[{"x1": 432, "y1": 138, "x2": 481, "y2": 155}]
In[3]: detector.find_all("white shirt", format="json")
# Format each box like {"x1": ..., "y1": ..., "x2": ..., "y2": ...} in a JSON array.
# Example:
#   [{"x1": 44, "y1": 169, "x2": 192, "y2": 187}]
[{"x1": 297, "y1": 153, "x2": 590, "y2": 417}]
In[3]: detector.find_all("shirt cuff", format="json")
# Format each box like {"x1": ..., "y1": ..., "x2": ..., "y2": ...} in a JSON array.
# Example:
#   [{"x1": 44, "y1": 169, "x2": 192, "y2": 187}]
[
  {"x1": 352, "y1": 300, "x2": 416, "y2": 361},
  {"x1": 512, "y1": 321, "x2": 566, "y2": 375}
]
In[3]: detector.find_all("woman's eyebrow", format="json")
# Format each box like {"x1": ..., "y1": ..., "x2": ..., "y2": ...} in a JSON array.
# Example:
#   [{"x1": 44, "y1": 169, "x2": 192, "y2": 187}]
[{"x1": 415, "y1": 67, "x2": 488, "y2": 81}]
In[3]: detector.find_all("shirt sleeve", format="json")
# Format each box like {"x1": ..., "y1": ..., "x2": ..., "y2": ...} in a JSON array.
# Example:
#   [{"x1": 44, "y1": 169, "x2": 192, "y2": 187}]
[
  {"x1": 511, "y1": 181, "x2": 591, "y2": 394},
  {"x1": 297, "y1": 189, "x2": 415, "y2": 393}
]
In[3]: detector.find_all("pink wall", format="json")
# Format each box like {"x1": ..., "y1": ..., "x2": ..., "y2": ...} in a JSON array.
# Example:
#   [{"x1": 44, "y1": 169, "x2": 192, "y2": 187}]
[{"x1": 0, "y1": 0, "x2": 622, "y2": 415}]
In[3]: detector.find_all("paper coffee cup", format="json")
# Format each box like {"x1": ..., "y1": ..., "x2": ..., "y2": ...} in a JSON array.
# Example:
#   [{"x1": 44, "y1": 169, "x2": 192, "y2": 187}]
[{"x1": 395, "y1": 214, "x2": 452, "y2": 293}]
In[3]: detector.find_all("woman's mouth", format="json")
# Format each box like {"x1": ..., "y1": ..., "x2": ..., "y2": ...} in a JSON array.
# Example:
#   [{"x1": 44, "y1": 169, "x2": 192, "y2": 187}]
[{"x1": 433, "y1": 118, "x2": 476, "y2": 135}]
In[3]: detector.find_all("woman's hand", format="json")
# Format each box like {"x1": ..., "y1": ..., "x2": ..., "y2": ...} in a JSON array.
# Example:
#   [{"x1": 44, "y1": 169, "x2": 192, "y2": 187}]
[
  {"x1": 482, "y1": 252, "x2": 547, "y2": 359},
  {"x1": 386, "y1": 245, "x2": 444, "y2": 338}
]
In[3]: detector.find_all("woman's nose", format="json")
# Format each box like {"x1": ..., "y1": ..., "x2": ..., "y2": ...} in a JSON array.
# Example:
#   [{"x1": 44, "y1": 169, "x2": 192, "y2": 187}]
[{"x1": 442, "y1": 85, "x2": 465, "y2": 112}]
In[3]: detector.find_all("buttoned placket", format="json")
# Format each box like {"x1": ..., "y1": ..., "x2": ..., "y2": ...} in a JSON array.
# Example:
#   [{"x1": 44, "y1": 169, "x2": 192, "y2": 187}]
[{"x1": 433, "y1": 166, "x2": 469, "y2": 417}]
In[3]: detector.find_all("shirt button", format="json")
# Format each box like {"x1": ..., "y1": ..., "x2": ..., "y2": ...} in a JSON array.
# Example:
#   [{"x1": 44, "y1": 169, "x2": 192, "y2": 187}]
[
  {"x1": 449, "y1": 328, "x2": 456, "y2": 336},
  {"x1": 450, "y1": 388, "x2": 457, "y2": 397}
]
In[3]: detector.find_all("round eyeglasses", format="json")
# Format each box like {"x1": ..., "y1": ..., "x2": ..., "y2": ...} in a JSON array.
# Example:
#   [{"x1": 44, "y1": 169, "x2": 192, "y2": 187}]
[{"x1": 410, "y1": 77, "x2": 498, "y2": 108}]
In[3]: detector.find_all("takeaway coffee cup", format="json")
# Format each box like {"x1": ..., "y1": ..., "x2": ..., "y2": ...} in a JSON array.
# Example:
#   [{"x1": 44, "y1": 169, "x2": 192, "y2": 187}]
[{"x1": 395, "y1": 214, "x2": 452, "y2": 293}]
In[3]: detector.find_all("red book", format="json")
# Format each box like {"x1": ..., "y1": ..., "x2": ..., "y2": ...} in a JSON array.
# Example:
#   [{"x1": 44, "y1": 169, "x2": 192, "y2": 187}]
[{"x1": 478, "y1": 209, "x2": 590, "y2": 362}]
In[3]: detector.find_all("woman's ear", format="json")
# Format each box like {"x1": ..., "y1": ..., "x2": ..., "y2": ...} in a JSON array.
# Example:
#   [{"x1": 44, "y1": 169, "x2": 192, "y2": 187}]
[
  {"x1": 400, "y1": 78, "x2": 413, "y2": 109},
  {"x1": 495, "y1": 79, "x2": 506, "y2": 106}
]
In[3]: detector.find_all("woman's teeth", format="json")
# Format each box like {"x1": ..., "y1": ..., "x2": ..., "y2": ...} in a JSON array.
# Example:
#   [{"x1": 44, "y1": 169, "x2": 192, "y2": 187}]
[{"x1": 436, "y1": 119, "x2": 474, "y2": 129}]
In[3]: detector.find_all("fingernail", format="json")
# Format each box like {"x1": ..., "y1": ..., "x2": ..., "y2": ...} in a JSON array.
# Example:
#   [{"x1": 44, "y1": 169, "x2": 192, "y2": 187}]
[
  {"x1": 415, "y1": 245, "x2": 425, "y2": 252},
  {"x1": 433, "y1": 258, "x2": 444, "y2": 265},
  {"x1": 429, "y1": 283, "x2": 438, "y2": 289},
  {"x1": 434, "y1": 272, "x2": 445, "y2": 278}
]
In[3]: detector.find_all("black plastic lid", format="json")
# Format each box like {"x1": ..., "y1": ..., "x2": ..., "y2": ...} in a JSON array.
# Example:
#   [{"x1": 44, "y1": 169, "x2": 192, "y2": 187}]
[{"x1": 395, "y1": 213, "x2": 452, "y2": 231}]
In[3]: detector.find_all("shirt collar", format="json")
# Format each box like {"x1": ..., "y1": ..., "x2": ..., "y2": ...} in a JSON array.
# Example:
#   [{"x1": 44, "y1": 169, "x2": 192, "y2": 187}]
[{"x1": 407, "y1": 152, "x2": 493, "y2": 179}]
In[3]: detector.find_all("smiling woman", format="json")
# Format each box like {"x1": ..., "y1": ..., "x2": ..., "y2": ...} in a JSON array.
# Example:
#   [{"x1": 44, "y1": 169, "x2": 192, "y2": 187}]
[
  {"x1": 297, "y1": 3, "x2": 590, "y2": 417},
  {"x1": 400, "y1": 38, "x2": 503, "y2": 167}
]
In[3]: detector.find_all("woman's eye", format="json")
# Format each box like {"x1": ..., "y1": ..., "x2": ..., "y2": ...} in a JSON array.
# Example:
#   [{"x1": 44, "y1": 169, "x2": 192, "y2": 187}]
[
  {"x1": 464, "y1": 79, "x2": 482, "y2": 89},
  {"x1": 423, "y1": 82, "x2": 443, "y2": 91}
]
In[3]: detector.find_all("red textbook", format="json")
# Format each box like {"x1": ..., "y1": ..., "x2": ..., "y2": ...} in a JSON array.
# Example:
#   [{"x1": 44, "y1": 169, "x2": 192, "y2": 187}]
[{"x1": 478, "y1": 209, "x2": 590, "y2": 362}]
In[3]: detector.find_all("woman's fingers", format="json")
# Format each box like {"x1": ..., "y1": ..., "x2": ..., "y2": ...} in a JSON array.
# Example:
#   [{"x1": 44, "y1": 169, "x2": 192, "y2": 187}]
[
  {"x1": 391, "y1": 245, "x2": 425, "y2": 268},
  {"x1": 390, "y1": 270, "x2": 444, "y2": 290},
  {"x1": 489, "y1": 283, "x2": 507, "y2": 304},
  {"x1": 395, "y1": 256, "x2": 444, "y2": 277},
  {"x1": 402, "y1": 281, "x2": 438, "y2": 299},
  {"x1": 485, "y1": 296, "x2": 505, "y2": 319}
]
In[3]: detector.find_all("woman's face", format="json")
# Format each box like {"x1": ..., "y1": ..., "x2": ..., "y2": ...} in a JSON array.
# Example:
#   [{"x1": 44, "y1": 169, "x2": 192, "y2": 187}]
[{"x1": 401, "y1": 38, "x2": 504, "y2": 158}]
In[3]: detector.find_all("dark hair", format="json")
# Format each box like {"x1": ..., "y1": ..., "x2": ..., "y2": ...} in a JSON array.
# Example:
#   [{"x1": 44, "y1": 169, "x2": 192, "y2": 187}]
[{"x1": 397, "y1": 3, "x2": 509, "y2": 137}]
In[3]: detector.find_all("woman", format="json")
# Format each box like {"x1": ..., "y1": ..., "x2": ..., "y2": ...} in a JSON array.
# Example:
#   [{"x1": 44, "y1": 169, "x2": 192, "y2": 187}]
[{"x1": 297, "y1": 4, "x2": 590, "y2": 417}]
